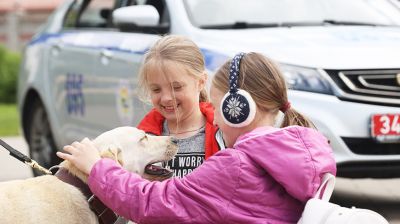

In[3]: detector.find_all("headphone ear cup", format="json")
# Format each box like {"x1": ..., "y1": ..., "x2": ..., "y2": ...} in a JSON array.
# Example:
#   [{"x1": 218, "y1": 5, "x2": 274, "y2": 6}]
[{"x1": 220, "y1": 89, "x2": 256, "y2": 127}]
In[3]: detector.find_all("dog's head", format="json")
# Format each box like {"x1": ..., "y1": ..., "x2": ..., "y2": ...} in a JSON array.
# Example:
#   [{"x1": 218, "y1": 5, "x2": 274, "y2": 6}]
[{"x1": 62, "y1": 127, "x2": 178, "y2": 182}]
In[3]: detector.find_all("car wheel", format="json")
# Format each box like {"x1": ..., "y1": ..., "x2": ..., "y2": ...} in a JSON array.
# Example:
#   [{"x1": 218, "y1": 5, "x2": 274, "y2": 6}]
[{"x1": 28, "y1": 100, "x2": 60, "y2": 176}]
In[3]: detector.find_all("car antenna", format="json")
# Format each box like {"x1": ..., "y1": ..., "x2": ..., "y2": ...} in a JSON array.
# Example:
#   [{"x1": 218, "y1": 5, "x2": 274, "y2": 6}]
[{"x1": 0, "y1": 138, "x2": 52, "y2": 175}]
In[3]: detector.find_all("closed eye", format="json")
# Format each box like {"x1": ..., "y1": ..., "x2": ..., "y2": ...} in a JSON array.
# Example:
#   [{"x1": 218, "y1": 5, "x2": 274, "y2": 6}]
[
  {"x1": 173, "y1": 85, "x2": 182, "y2": 91},
  {"x1": 151, "y1": 88, "x2": 161, "y2": 93},
  {"x1": 171, "y1": 82, "x2": 184, "y2": 91}
]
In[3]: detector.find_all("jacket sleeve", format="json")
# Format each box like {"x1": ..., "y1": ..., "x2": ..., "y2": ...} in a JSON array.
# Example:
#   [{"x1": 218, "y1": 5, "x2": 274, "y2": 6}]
[{"x1": 88, "y1": 152, "x2": 240, "y2": 223}]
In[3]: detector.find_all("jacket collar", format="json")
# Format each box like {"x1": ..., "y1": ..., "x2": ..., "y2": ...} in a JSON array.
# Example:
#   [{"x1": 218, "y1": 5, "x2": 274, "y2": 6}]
[{"x1": 137, "y1": 102, "x2": 215, "y2": 136}]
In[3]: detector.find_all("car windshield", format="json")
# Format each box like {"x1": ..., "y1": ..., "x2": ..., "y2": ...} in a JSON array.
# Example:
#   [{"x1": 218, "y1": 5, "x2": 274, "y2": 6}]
[{"x1": 184, "y1": 0, "x2": 400, "y2": 29}]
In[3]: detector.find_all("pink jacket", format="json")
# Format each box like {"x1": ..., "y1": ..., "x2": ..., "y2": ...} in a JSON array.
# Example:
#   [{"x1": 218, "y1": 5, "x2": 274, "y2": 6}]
[{"x1": 88, "y1": 126, "x2": 336, "y2": 224}]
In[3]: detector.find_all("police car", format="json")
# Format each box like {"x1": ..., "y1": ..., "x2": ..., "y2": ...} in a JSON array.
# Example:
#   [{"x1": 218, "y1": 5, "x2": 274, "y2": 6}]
[{"x1": 18, "y1": 0, "x2": 400, "y2": 177}]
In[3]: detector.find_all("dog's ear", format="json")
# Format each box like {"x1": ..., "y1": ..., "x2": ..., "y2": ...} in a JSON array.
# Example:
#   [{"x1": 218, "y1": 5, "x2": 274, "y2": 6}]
[{"x1": 100, "y1": 147, "x2": 124, "y2": 166}]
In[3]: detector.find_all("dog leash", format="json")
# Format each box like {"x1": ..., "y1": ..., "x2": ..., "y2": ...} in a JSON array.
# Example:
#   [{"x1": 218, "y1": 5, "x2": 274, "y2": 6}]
[{"x1": 0, "y1": 138, "x2": 52, "y2": 175}]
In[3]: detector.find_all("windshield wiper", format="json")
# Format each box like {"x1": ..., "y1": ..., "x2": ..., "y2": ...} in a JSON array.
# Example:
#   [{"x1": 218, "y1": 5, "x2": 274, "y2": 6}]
[
  {"x1": 200, "y1": 22, "x2": 280, "y2": 29},
  {"x1": 200, "y1": 21, "x2": 350, "y2": 29},
  {"x1": 200, "y1": 20, "x2": 392, "y2": 30},
  {"x1": 322, "y1": 20, "x2": 383, "y2": 26}
]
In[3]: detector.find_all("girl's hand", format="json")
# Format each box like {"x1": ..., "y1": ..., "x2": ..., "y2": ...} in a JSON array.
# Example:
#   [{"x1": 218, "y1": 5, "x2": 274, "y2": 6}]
[{"x1": 56, "y1": 138, "x2": 101, "y2": 175}]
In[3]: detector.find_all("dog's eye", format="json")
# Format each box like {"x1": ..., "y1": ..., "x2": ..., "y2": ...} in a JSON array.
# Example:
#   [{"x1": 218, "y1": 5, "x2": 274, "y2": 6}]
[{"x1": 140, "y1": 135, "x2": 148, "y2": 142}]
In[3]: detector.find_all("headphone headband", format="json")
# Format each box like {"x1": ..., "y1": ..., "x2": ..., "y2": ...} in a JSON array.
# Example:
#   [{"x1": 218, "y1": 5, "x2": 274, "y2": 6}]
[{"x1": 229, "y1": 52, "x2": 245, "y2": 94}]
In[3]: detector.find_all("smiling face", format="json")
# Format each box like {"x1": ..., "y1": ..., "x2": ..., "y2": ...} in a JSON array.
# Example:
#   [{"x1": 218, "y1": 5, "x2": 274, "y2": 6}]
[{"x1": 146, "y1": 60, "x2": 206, "y2": 124}]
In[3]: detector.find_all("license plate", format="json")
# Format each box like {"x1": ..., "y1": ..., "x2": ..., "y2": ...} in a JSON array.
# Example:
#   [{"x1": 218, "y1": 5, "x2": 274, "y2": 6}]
[{"x1": 371, "y1": 114, "x2": 400, "y2": 143}]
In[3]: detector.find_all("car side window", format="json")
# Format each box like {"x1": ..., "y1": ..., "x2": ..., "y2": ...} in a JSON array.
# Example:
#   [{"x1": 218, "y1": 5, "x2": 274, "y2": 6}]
[
  {"x1": 80, "y1": 0, "x2": 115, "y2": 27},
  {"x1": 64, "y1": 0, "x2": 115, "y2": 29},
  {"x1": 64, "y1": 0, "x2": 84, "y2": 28}
]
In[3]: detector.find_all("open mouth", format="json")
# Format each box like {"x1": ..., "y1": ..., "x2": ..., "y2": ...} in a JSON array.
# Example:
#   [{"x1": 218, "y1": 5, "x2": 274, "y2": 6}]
[
  {"x1": 144, "y1": 141, "x2": 178, "y2": 179},
  {"x1": 162, "y1": 104, "x2": 180, "y2": 112},
  {"x1": 144, "y1": 163, "x2": 173, "y2": 178}
]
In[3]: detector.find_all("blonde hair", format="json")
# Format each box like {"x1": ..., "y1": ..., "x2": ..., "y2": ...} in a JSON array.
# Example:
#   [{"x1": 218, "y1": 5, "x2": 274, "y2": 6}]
[
  {"x1": 138, "y1": 35, "x2": 208, "y2": 103},
  {"x1": 212, "y1": 52, "x2": 315, "y2": 128}
]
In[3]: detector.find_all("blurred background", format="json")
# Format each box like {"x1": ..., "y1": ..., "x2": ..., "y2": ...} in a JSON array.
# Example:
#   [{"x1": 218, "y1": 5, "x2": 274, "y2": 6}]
[
  {"x1": 0, "y1": 0, "x2": 63, "y2": 136},
  {"x1": 0, "y1": 0, "x2": 63, "y2": 51}
]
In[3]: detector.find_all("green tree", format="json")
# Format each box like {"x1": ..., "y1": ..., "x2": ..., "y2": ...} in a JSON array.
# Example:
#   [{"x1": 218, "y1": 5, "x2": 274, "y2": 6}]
[{"x1": 0, "y1": 46, "x2": 21, "y2": 103}]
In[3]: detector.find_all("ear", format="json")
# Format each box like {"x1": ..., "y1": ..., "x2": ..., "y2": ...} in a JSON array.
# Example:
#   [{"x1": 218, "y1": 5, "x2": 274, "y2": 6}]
[
  {"x1": 100, "y1": 147, "x2": 124, "y2": 166},
  {"x1": 198, "y1": 72, "x2": 208, "y2": 90}
]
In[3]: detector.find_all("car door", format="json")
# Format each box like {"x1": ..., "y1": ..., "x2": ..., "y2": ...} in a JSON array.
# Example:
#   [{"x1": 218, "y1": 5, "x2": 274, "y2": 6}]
[{"x1": 47, "y1": 0, "x2": 115, "y2": 144}]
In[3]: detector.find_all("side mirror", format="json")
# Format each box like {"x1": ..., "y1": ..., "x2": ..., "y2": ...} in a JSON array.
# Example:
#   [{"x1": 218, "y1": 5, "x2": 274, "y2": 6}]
[{"x1": 112, "y1": 5, "x2": 160, "y2": 27}]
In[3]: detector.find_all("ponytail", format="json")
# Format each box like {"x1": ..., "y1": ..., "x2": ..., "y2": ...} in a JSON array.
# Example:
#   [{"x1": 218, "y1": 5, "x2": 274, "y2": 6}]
[{"x1": 280, "y1": 108, "x2": 315, "y2": 129}]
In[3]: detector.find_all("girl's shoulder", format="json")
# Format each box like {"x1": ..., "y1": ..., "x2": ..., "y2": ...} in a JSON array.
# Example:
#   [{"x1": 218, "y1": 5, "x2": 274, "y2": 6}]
[{"x1": 234, "y1": 125, "x2": 326, "y2": 147}]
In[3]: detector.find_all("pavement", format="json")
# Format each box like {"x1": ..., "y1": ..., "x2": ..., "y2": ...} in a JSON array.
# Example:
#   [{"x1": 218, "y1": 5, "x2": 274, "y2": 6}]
[{"x1": 0, "y1": 136, "x2": 32, "y2": 181}]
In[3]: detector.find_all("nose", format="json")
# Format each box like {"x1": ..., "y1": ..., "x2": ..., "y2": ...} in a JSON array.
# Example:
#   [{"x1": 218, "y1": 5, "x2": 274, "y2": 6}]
[
  {"x1": 161, "y1": 90, "x2": 173, "y2": 102},
  {"x1": 171, "y1": 138, "x2": 178, "y2": 144}
]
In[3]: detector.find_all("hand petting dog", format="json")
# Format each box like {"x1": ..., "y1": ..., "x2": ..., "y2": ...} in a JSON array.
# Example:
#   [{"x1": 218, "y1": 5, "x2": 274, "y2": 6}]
[{"x1": 57, "y1": 138, "x2": 101, "y2": 175}]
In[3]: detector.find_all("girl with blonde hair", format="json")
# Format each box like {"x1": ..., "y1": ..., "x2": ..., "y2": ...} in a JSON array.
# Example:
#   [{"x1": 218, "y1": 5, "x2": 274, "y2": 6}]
[{"x1": 136, "y1": 35, "x2": 220, "y2": 178}]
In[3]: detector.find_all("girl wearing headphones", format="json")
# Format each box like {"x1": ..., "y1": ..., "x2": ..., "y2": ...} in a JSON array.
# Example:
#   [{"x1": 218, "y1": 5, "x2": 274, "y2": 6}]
[{"x1": 58, "y1": 52, "x2": 337, "y2": 223}]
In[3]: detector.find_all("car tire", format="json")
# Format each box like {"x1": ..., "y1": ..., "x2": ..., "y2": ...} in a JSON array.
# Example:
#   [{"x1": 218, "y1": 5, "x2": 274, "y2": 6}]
[{"x1": 28, "y1": 100, "x2": 60, "y2": 176}]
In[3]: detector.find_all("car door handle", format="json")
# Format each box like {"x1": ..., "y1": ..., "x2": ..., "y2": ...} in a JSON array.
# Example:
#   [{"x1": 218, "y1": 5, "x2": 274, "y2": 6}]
[
  {"x1": 100, "y1": 49, "x2": 113, "y2": 58},
  {"x1": 51, "y1": 43, "x2": 63, "y2": 56},
  {"x1": 100, "y1": 49, "x2": 113, "y2": 65}
]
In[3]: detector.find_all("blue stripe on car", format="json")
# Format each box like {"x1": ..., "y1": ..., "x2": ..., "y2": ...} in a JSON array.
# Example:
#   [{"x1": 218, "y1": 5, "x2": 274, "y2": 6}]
[{"x1": 30, "y1": 33, "x2": 228, "y2": 72}]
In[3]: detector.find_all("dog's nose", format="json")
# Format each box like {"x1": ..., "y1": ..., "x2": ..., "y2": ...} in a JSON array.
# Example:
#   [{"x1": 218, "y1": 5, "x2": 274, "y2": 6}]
[{"x1": 171, "y1": 138, "x2": 178, "y2": 144}]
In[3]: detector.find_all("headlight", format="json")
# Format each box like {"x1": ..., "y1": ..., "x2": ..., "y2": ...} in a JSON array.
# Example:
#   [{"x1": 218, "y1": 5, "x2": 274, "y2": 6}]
[{"x1": 280, "y1": 64, "x2": 333, "y2": 95}]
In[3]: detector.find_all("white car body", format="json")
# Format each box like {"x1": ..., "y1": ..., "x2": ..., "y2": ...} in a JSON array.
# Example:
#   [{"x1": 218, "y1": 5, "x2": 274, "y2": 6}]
[{"x1": 18, "y1": 0, "x2": 400, "y2": 177}]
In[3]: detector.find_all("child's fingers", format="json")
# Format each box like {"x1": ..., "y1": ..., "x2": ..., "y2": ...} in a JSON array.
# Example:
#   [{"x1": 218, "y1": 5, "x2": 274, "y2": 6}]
[
  {"x1": 81, "y1": 138, "x2": 96, "y2": 148},
  {"x1": 81, "y1": 137, "x2": 91, "y2": 144},
  {"x1": 81, "y1": 138, "x2": 98, "y2": 152},
  {"x1": 71, "y1": 141, "x2": 82, "y2": 149},
  {"x1": 63, "y1": 145, "x2": 77, "y2": 154},
  {"x1": 56, "y1": 151, "x2": 72, "y2": 161}
]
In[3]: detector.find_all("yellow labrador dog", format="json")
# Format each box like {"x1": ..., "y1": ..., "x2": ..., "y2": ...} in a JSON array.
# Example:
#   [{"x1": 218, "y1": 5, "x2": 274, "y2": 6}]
[{"x1": 0, "y1": 127, "x2": 177, "y2": 224}]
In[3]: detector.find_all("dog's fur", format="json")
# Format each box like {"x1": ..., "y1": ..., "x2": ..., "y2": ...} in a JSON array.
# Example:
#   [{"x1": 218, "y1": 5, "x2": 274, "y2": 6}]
[{"x1": 0, "y1": 127, "x2": 177, "y2": 224}]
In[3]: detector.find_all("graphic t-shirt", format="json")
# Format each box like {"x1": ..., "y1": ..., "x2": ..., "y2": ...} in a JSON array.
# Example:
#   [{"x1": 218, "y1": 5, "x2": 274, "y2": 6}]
[{"x1": 162, "y1": 121, "x2": 205, "y2": 178}]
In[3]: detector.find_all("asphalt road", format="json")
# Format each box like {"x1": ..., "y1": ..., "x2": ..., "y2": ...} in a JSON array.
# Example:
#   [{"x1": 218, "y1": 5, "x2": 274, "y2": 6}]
[
  {"x1": 1, "y1": 136, "x2": 399, "y2": 223},
  {"x1": 0, "y1": 136, "x2": 32, "y2": 181}
]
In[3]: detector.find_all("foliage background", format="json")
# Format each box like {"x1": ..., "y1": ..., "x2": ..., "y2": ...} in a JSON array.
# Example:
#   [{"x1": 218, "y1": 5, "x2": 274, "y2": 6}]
[
  {"x1": 0, "y1": 104, "x2": 19, "y2": 136},
  {"x1": 0, "y1": 45, "x2": 21, "y2": 135},
  {"x1": 0, "y1": 45, "x2": 20, "y2": 103}
]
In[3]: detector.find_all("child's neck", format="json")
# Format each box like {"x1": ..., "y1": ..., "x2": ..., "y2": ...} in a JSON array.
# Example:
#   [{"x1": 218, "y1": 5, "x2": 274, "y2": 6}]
[
  {"x1": 167, "y1": 109, "x2": 205, "y2": 138},
  {"x1": 245, "y1": 111, "x2": 276, "y2": 132}
]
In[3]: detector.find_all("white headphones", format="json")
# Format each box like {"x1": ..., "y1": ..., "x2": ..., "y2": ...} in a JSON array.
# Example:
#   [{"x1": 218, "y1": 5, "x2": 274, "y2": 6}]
[{"x1": 220, "y1": 53, "x2": 256, "y2": 127}]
